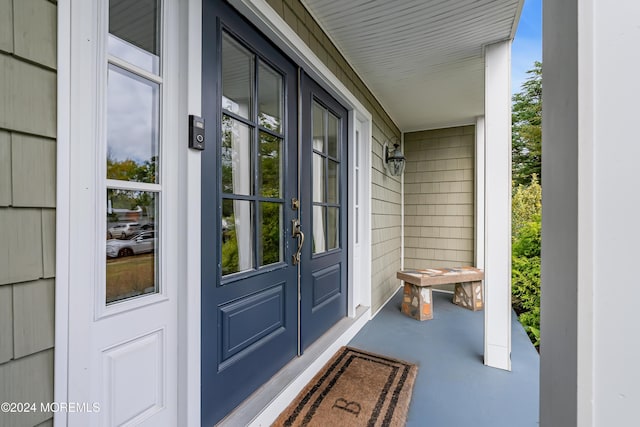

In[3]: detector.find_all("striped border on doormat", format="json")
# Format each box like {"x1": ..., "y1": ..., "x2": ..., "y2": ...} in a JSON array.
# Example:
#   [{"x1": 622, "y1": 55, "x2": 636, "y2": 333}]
[{"x1": 273, "y1": 347, "x2": 418, "y2": 427}]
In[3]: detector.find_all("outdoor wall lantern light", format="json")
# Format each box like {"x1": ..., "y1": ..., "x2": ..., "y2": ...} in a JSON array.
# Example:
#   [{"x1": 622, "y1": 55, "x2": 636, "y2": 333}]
[{"x1": 383, "y1": 139, "x2": 406, "y2": 177}]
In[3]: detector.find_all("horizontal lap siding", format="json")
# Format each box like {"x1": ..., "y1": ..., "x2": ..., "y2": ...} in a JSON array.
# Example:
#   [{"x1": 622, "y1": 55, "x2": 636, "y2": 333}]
[
  {"x1": 0, "y1": 1, "x2": 57, "y2": 426},
  {"x1": 404, "y1": 126, "x2": 475, "y2": 291},
  {"x1": 267, "y1": 0, "x2": 402, "y2": 311}
]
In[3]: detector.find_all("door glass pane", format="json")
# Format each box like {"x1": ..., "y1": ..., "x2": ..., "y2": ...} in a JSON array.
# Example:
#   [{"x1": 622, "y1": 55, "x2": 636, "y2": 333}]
[
  {"x1": 222, "y1": 199, "x2": 254, "y2": 275},
  {"x1": 259, "y1": 202, "x2": 282, "y2": 266},
  {"x1": 222, "y1": 33, "x2": 254, "y2": 119},
  {"x1": 258, "y1": 61, "x2": 282, "y2": 133},
  {"x1": 313, "y1": 205, "x2": 326, "y2": 254},
  {"x1": 108, "y1": 0, "x2": 160, "y2": 74},
  {"x1": 312, "y1": 101, "x2": 325, "y2": 152},
  {"x1": 313, "y1": 153, "x2": 325, "y2": 203},
  {"x1": 327, "y1": 160, "x2": 339, "y2": 204},
  {"x1": 327, "y1": 112, "x2": 339, "y2": 159},
  {"x1": 355, "y1": 130, "x2": 360, "y2": 167},
  {"x1": 327, "y1": 207, "x2": 339, "y2": 250},
  {"x1": 258, "y1": 132, "x2": 282, "y2": 198},
  {"x1": 222, "y1": 116, "x2": 253, "y2": 195},
  {"x1": 355, "y1": 207, "x2": 359, "y2": 244},
  {"x1": 107, "y1": 65, "x2": 159, "y2": 183},
  {"x1": 106, "y1": 189, "x2": 158, "y2": 304}
]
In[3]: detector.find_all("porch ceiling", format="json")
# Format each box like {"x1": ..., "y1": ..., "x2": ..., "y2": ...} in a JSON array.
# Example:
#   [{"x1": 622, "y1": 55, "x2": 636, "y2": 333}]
[{"x1": 302, "y1": 0, "x2": 523, "y2": 132}]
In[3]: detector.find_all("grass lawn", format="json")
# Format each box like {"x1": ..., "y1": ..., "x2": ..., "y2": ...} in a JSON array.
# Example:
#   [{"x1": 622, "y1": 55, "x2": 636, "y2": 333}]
[{"x1": 106, "y1": 253, "x2": 156, "y2": 303}]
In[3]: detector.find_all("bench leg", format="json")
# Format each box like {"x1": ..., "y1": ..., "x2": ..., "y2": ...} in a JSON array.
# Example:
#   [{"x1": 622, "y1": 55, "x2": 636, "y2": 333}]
[
  {"x1": 401, "y1": 283, "x2": 433, "y2": 321},
  {"x1": 452, "y1": 281, "x2": 484, "y2": 311}
]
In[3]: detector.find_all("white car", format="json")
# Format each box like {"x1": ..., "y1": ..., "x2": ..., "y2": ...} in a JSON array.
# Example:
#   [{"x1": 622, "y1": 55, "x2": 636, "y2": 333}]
[
  {"x1": 106, "y1": 231, "x2": 156, "y2": 258},
  {"x1": 108, "y1": 222, "x2": 141, "y2": 239}
]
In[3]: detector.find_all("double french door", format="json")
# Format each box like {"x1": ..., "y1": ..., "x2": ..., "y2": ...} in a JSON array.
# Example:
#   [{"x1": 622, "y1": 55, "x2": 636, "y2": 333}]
[{"x1": 201, "y1": 1, "x2": 348, "y2": 425}]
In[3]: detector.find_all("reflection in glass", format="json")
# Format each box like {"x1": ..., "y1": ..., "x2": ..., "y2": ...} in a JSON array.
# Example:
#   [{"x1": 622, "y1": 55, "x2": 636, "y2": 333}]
[
  {"x1": 222, "y1": 199, "x2": 254, "y2": 275},
  {"x1": 313, "y1": 205, "x2": 326, "y2": 254},
  {"x1": 109, "y1": 0, "x2": 160, "y2": 73},
  {"x1": 107, "y1": 64, "x2": 159, "y2": 183},
  {"x1": 328, "y1": 207, "x2": 339, "y2": 250},
  {"x1": 312, "y1": 101, "x2": 325, "y2": 152},
  {"x1": 328, "y1": 160, "x2": 339, "y2": 204},
  {"x1": 258, "y1": 61, "x2": 283, "y2": 132},
  {"x1": 108, "y1": 35, "x2": 160, "y2": 75},
  {"x1": 313, "y1": 153, "x2": 325, "y2": 203},
  {"x1": 106, "y1": 189, "x2": 158, "y2": 304},
  {"x1": 328, "y1": 113, "x2": 339, "y2": 159},
  {"x1": 258, "y1": 132, "x2": 282, "y2": 198},
  {"x1": 222, "y1": 116, "x2": 253, "y2": 195},
  {"x1": 259, "y1": 202, "x2": 282, "y2": 266},
  {"x1": 222, "y1": 33, "x2": 254, "y2": 119}
]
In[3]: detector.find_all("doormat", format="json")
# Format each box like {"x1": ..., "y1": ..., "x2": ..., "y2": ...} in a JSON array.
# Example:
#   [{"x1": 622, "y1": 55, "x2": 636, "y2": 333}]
[{"x1": 273, "y1": 347, "x2": 417, "y2": 427}]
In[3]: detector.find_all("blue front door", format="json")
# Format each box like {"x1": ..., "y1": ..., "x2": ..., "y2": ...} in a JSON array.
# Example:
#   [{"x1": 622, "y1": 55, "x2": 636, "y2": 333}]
[
  {"x1": 201, "y1": 1, "x2": 298, "y2": 424},
  {"x1": 300, "y1": 73, "x2": 348, "y2": 351},
  {"x1": 201, "y1": 2, "x2": 348, "y2": 424}
]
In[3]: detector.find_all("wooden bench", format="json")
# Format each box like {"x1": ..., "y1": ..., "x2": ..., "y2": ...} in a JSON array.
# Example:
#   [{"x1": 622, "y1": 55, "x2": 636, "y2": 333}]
[{"x1": 396, "y1": 267, "x2": 485, "y2": 321}]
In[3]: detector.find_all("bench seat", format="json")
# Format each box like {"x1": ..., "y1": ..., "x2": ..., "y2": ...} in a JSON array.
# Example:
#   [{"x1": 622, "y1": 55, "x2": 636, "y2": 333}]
[{"x1": 397, "y1": 267, "x2": 485, "y2": 321}]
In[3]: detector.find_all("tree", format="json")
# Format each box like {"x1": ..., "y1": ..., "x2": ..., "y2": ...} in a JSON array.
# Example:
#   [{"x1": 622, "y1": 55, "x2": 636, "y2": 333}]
[{"x1": 512, "y1": 61, "x2": 542, "y2": 187}]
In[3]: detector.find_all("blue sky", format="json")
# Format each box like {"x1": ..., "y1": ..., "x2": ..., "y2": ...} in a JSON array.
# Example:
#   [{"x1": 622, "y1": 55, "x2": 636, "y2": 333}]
[{"x1": 512, "y1": 0, "x2": 542, "y2": 94}]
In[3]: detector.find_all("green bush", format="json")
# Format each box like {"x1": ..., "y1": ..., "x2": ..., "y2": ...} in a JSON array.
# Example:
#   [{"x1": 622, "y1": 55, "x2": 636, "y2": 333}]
[
  {"x1": 512, "y1": 254, "x2": 540, "y2": 344},
  {"x1": 512, "y1": 216, "x2": 541, "y2": 348},
  {"x1": 512, "y1": 174, "x2": 541, "y2": 238}
]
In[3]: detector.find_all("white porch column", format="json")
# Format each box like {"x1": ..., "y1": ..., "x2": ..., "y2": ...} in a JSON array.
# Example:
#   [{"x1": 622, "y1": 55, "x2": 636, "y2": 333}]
[
  {"x1": 475, "y1": 116, "x2": 485, "y2": 269},
  {"x1": 483, "y1": 40, "x2": 512, "y2": 371}
]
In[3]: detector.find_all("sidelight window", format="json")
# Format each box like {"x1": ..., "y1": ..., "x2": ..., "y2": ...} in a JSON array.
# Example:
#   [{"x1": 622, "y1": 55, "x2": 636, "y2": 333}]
[{"x1": 105, "y1": 0, "x2": 162, "y2": 304}]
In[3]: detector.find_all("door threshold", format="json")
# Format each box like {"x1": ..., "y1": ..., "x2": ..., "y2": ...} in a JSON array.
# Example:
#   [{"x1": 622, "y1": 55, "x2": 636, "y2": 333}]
[{"x1": 217, "y1": 305, "x2": 370, "y2": 426}]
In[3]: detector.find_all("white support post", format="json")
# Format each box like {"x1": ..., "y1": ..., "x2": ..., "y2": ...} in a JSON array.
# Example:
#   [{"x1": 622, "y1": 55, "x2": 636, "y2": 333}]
[
  {"x1": 475, "y1": 116, "x2": 485, "y2": 270},
  {"x1": 483, "y1": 40, "x2": 512, "y2": 371}
]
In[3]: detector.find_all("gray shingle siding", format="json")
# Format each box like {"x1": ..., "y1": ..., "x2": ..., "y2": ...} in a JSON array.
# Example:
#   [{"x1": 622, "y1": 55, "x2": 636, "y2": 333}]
[
  {"x1": 0, "y1": 1, "x2": 57, "y2": 426},
  {"x1": 404, "y1": 125, "x2": 476, "y2": 290}
]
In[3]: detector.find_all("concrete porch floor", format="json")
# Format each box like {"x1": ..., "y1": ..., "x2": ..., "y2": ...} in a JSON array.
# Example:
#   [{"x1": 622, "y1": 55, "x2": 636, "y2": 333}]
[{"x1": 349, "y1": 289, "x2": 540, "y2": 427}]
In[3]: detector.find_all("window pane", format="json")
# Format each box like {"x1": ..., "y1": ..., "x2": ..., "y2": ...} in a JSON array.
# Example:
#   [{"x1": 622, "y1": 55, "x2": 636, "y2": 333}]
[
  {"x1": 106, "y1": 189, "x2": 158, "y2": 304},
  {"x1": 258, "y1": 132, "x2": 282, "y2": 198},
  {"x1": 259, "y1": 202, "x2": 282, "y2": 266},
  {"x1": 222, "y1": 116, "x2": 253, "y2": 195},
  {"x1": 109, "y1": 0, "x2": 160, "y2": 73},
  {"x1": 328, "y1": 112, "x2": 339, "y2": 159},
  {"x1": 355, "y1": 130, "x2": 360, "y2": 167},
  {"x1": 327, "y1": 160, "x2": 339, "y2": 204},
  {"x1": 107, "y1": 65, "x2": 159, "y2": 184},
  {"x1": 327, "y1": 207, "x2": 339, "y2": 250},
  {"x1": 258, "y1": 61, "x2": 282, "y2": 133},
  {"x1": 312, "y1": 101, "x2": 325, "y2": 153},
  {"x1": 355, "y1": 207, "x2": 359, "y2": 244},
  {"x1": 313, "y1": 205, "x2": 326, "y2": 254},
  {"x1": 222, "y1": 33, "x2": 254, "y2": 119},
  {"x1": 222, "y1": 199, "x2": 254, "y2": 275},
  {"x1": 313, "y1": 153, "x2": 325, "y2": 203}
]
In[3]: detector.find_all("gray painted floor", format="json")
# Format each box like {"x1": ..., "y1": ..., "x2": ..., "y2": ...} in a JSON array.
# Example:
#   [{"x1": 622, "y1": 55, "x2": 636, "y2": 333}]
[{"x1": 349, "y1": 289, "x2": 540, "y2": 427}]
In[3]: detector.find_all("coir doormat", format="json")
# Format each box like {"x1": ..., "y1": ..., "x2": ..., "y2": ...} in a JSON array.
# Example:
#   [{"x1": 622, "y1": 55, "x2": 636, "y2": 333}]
[{"x1": 273, "y1": 347, "x2": 417, "y2": 427}]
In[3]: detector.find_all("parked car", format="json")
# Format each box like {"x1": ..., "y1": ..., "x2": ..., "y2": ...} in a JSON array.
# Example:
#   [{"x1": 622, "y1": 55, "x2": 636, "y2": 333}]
[
  {"x1": 140, "y1": 222, "x2": 155, "y2": 231},
  {"x1": 108, "y1": 222, "x2": 141, "y2": 239},
  {"x1": 106, "y1": 231, "x2": 156, "y2": 258}
]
